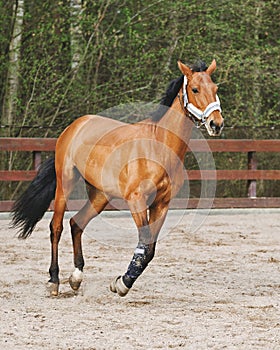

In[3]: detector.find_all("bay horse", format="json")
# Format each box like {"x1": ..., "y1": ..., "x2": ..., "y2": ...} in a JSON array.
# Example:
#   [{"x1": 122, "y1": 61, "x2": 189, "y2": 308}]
[{"x1": 11, "y1": 59, "x2": 224, "y2": 297}]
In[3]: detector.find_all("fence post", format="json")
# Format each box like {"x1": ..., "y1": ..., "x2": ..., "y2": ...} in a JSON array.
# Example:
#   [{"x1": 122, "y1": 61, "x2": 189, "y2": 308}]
[
  {"x1": 32, "y1": 151, "x2": 41, "y2": 171},
  {"x1": 247, "y1": 151, "x2": 257, "y2": 198}
]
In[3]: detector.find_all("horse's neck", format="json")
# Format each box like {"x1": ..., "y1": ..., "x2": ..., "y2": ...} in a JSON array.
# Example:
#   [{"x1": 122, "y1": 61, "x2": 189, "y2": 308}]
[{"x1": 155, "y1": 89, "x2": 192, "y2": 160}]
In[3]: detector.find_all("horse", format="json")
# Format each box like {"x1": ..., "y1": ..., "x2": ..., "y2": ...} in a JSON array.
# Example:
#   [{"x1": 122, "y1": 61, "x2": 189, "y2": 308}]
[{"x1": 11, "y1": 59, "x2": 224, "y2": 297}]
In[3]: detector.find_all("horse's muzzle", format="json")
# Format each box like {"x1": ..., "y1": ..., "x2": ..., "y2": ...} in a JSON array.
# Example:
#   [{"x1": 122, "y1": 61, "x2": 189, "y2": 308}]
[{"x1": 206, "y1": 116, "x2": 224, "y2": 136}]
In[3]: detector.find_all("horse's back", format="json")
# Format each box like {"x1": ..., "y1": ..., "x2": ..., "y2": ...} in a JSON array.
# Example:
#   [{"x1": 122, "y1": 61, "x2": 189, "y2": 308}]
[
  {"x1": 56, "y1": 114, "x2": 124, "y2": 157},
  {"x1": 57, "y1": 114, "x2": 124, "y2": 145},
  {"x1": 55, "y1": 114, "x2": 129, "y2": 182}
]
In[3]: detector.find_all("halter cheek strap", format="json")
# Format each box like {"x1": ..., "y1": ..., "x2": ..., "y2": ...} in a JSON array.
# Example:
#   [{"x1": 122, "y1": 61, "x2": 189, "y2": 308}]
[{"x1": 182, "y1": 75, "x2": 222, "y2": 124}]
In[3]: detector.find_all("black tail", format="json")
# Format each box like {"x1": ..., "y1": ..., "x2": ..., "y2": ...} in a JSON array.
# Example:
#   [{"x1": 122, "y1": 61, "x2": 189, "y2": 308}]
[{"x1": 11, "y1": 158, "x2": 56, "y2": 239}]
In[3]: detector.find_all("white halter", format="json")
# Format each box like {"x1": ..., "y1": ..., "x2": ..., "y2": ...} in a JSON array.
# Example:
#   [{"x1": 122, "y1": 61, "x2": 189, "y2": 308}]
[{"x1": 182, "y1": 75, "x2": 221, "y2": 124}]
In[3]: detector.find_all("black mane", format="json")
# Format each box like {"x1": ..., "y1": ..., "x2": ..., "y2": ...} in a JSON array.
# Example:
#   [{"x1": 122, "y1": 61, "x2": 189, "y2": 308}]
[
  {"x1": 150, "y1": 76, "x2": 183, "y2": 122},
  {"x1": 150, "y1": 60, "x2": 208, "y2": 122}
]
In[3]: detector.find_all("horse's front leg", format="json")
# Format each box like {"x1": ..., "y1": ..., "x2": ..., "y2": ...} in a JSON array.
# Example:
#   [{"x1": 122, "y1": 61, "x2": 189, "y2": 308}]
[
  {"x1": 110, "y1": 191, "x2": 168, "y2": 297},
  {"x1": 110, "y1": 212, "x2": 155, "y2": 296}
]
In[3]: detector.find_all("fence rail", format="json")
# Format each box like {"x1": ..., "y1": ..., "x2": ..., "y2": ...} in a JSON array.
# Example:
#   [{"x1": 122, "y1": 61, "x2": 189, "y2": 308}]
[{"x1": 1, "y1": 137, "x2": 280, "y2": 211}]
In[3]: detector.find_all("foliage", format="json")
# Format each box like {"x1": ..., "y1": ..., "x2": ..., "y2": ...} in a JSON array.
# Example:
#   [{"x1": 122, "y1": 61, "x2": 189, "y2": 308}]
[
  {"x1": 0, "y1": 0, "x2": 279, "y2": 136},
  {"x1": 0, "y1": 0, "x2": 279, "y2": 199}
]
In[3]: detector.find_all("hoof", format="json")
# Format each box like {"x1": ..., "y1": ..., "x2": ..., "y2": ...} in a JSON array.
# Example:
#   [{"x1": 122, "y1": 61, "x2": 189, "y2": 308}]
[
  {"x1": 48, "y1": 282, "x2": 59, "y2": 296},
  {"x1": 69, "y1": 268, "x2": 83, "y2": 291},
  {"x1": 69, "y1": 278, "x2": 82, "y2": 291},
  {"x1": 110, "y1": 276, "x2": 130, "y2": 297}
]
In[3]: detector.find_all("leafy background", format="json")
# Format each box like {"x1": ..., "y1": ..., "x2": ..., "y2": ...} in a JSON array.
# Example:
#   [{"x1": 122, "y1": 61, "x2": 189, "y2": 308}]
[{"x1": 0, "y1": 0, "x2": 279, "y2": 200}]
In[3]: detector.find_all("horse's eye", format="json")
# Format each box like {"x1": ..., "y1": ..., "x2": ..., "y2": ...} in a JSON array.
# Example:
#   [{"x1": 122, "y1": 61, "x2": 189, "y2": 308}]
[{"x1": 192, "y1": 88, "x2": 199, "y2": 94}]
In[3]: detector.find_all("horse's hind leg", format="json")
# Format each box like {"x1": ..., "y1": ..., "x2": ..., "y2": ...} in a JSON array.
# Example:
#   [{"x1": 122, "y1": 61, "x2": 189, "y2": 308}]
[
  {"x1": 69, "y1": 187, "x2": 108, "y2": 291},
  {"x1": 49, "y1": 168, "x2": 79, "y2": 296}
]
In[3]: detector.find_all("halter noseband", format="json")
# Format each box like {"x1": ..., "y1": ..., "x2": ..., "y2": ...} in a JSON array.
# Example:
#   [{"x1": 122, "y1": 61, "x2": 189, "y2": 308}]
[{"x1": 181, "y1": 75, "x2": 222, "y2": 125}]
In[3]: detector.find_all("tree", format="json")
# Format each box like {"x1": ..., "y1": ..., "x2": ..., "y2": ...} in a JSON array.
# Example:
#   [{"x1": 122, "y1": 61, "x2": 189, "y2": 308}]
[
  {"x1": 70, "y1": 0, "x2": 83, "y2": 70},
  {"x1": 1, "y1": 0, "x2": 24, "y2": 137}
]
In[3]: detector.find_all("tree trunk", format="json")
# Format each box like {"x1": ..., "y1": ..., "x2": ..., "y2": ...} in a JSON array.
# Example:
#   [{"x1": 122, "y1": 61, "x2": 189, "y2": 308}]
[
  {"x1": 70, "y1": 0, "x2": 83, "y2": 70},
  {"x1": 251, "y1": 2, "x2": 264, "y2": 124},
  {"x1": 1, "y1": 0, "x2": 24, "y2": 137}
]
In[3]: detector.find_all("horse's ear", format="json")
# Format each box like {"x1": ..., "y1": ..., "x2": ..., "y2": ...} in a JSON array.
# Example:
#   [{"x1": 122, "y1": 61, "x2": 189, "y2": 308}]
[
  {"x1": 206, "y1": 59, "x2": 216, "y2": 75},
  {"x1": 177, "y1": 60, "x2": 192, "y2": 80}
]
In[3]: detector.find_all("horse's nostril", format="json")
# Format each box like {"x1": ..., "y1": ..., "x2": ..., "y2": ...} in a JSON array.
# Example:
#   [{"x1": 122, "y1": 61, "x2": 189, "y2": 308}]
[
  {"x1": 209, "y1": 120, "x2": 222, "y2": 133},
  {"x1": 210, "y1": 120, "x2": 216, "y2": 130}
]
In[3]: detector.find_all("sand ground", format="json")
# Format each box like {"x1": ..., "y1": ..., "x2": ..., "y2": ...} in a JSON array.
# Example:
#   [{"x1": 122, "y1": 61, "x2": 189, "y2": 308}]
[{"x1": 1, "y1": 209, "x2": 280, "y2": 349}]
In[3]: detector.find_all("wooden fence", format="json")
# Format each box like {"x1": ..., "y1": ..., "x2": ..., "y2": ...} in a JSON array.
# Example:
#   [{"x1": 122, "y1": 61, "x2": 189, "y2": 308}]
[{"x1": 1, "y1": 137, "x2": 280, "y2": 211}]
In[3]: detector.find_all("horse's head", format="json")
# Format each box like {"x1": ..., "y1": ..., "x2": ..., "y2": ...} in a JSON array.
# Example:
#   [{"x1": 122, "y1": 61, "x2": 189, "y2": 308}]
[{"x1": 178, "y1": 59, "x2": 224, "y2": 136}]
